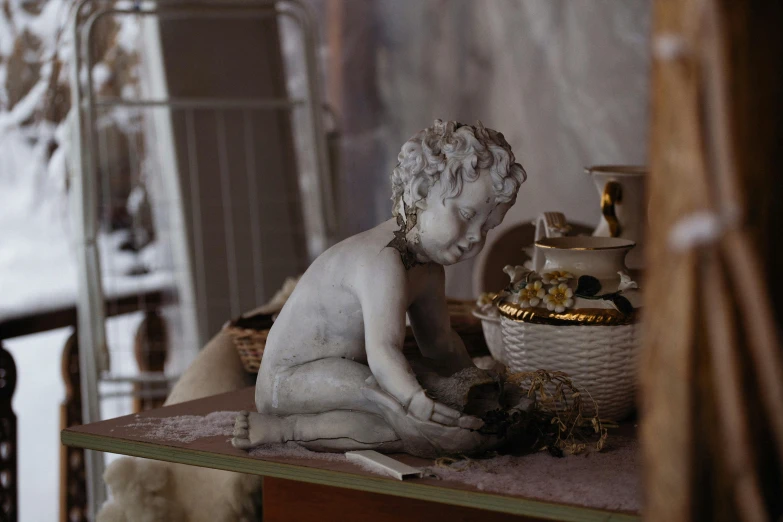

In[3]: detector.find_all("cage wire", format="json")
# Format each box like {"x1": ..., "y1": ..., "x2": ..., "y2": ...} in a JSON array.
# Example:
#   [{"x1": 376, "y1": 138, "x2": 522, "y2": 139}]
[{"x1": 70, "y1": 0, "x2": 334, "y2": 516}]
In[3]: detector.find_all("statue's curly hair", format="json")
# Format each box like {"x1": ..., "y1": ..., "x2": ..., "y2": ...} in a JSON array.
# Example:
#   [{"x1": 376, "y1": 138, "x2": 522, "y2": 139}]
[{"x1": 391, "y1": 119, "x2": 527, "y2": 216}]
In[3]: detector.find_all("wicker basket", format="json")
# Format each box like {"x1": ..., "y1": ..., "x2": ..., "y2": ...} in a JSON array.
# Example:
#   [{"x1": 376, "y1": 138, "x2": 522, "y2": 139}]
[
  {"x1": 499, "y1": 303, "x2": 640, "y2": 421},
  {"x1": 224, "y1": 312, "x2": 275, "y2": 374}
]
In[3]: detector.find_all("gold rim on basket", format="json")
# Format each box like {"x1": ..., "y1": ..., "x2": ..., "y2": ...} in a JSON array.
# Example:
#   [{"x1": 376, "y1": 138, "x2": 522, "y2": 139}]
[{"x1": 498, "y1": 301, "x2": 640, "y2": 326}]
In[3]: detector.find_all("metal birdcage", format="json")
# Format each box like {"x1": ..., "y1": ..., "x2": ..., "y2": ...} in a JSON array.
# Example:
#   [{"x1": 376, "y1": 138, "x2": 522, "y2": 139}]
[{"x1": 69, "y1": 0, "x2": 334, "y2": 516}]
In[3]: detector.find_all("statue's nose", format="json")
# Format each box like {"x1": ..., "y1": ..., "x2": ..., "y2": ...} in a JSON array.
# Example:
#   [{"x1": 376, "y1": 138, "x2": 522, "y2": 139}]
[
  {"x1": 466, "y1": 229, "x2": 481, "y2": 244},
  {"x1": 466, "y1": 223, "x2": 482, "y2": 244}
]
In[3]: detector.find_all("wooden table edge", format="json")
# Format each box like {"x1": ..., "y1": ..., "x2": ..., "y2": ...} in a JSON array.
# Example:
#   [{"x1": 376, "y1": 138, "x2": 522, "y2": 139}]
[{"x1": 62, "y1": 429, "x2": 640, "y2": 522}]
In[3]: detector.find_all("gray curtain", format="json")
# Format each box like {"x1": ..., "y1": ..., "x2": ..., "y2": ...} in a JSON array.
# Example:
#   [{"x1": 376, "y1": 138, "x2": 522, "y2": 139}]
[{"x1": 327, "y1": 0, "x2": 651, "y2": 298}]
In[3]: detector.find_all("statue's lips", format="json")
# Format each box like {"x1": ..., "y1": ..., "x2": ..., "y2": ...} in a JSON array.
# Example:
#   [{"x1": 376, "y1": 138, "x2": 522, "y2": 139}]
[
  {"x1": 448, "y1": 247, "x2": 464, "y2": 262},
  {"x1": 454, "y1": 244, "x2": 469, "y2": 259}
]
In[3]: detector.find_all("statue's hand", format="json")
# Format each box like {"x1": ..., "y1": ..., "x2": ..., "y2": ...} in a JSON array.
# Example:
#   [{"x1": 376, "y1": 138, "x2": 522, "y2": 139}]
[
  {"x1": 407, "y1": 389, "x2": 483, "y2": 430},
  {"x1": 362, "y1": 381, "x2": 492, "y2": 458}
]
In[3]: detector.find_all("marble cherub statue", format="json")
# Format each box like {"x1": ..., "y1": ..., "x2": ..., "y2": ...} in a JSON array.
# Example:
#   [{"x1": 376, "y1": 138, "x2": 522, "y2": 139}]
[{"x1": 232, "y1": 120, "x2": 527, "y2": 458}]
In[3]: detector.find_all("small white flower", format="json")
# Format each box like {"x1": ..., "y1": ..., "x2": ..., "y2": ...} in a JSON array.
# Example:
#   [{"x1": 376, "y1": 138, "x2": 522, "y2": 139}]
[
  {"x1": 617, "y1": 271, "x2": 639, "y2": 291},
  {"x1": 476, "y1": 292, "x2": 499, "y2": 315},
  {"x1": 541, "y1": 270, "x2": 574, "y2": 285},
  {"x1": 503, "y1": 265, "x2": 530, "y2": 287},
  {"x1": 543, "y1": 283, "x2": 575, "y2": 313},
  {"x1": 516, "y1": 280, "x2": 545, "y2": 308},
  {"x1": 476, "y1": 292, "x2": 495, "y2": 307}
]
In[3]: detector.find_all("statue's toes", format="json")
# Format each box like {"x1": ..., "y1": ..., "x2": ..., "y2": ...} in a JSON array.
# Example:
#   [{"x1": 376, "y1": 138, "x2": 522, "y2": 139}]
[
  {"x1": 231, "y1": 410, "x2": 253, "y2": 450},
  {"x1": 232, "y1": 435, "x2": 253, "y2": 450}
]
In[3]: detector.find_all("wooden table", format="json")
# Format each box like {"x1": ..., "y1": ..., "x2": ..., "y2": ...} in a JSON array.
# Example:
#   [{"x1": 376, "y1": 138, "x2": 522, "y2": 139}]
[{"x1": 61, "y1": 387, "x2": 641, "y2": 522}]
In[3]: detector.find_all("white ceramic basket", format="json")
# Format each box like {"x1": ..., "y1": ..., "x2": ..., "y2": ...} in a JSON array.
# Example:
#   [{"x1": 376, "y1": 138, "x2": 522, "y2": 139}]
[
  {"x1": 472, "y1": 308, "x2": 505, "y2": 364},
  {"x1": 500, "y1": 313, "x2": 640, "y2": 421},
  {"x1": 499, "y1": 234, "x2": 643, "y2": 420}
]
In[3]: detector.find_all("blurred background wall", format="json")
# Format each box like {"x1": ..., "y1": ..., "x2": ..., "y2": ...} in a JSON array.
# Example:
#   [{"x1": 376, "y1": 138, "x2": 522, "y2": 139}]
[{"x1": 324, "y1": 0, "x2": 651, "y2": 297}]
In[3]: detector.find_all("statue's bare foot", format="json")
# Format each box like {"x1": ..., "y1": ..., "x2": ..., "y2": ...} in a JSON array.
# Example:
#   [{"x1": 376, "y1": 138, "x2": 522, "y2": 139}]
[{"x1": 231, "y1": 410, "x2": 289, "y2": 450}]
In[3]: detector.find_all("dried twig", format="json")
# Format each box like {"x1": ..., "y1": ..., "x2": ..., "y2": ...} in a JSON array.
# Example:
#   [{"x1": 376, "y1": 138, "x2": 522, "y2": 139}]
[{"x1": 506, "y1": 369, "x2": 610, "y2": 455}]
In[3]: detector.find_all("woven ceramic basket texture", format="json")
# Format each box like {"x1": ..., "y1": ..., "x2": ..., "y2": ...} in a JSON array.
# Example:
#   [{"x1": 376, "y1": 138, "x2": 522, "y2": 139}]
[
  {"x1": 501, "y1": 317, "x2": 640, "y2": 421},
  {"x1": 479, "y1": 318, "x2": 505, "y2": 363}
]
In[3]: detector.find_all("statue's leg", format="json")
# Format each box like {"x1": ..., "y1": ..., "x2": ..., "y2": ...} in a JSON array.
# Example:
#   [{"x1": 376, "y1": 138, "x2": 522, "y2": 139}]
[
  {"x1": 233, "y1": 358, "x2": 401, "y2": 451},
  {"x1": 255, "y1": 357, "x2": 382, "y2": 415},
  {"x1": 231, "y1": 409, "x2": 403, "y2": 452}
]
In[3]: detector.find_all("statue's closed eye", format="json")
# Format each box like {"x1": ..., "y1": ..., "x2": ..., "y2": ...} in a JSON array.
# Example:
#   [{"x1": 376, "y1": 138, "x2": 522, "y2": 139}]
[{"x1": 460, "y1": 208, "x2": 476, "y2": 220}]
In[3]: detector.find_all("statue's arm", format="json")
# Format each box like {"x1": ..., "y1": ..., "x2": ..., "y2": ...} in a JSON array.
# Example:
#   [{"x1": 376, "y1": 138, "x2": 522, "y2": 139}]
[
  {"x1": 357, "y1": 250, "x2": 422, "y2": 407},
  {"x1": 408, "y1": 265, "x2": 475, "y2": 371}
]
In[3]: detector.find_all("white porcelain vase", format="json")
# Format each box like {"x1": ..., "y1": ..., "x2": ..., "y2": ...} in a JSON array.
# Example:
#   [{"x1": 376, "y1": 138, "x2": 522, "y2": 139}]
[{"x1": 587, "y1": 165, "x2": 646, "y2": 270}]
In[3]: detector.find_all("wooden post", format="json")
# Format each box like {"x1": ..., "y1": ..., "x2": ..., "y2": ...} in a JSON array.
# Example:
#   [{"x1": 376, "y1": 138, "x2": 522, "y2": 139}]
[
  {"x1": 0, "y1": 340, "x2": 17, "y2": 522},
  {"x1": 133, "y1": 310, "x2": 169, "y2": 412},
  {"x1": 60, "y1": 330, "x2": 88, "y2": 522},
  {"x1": 642, "y1": 1, "x2": 783, "y2": 520}
]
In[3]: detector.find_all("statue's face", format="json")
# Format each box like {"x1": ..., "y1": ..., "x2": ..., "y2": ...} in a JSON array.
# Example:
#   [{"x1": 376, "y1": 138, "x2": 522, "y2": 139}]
[{"x1": 414, "y1": 171, "x2": 513, "y2": 266}]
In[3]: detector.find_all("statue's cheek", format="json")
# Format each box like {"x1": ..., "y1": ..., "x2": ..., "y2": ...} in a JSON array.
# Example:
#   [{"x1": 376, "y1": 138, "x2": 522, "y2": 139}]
[{"x1": 442, "y1": 218, "x2": 464, "y2": 242}]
